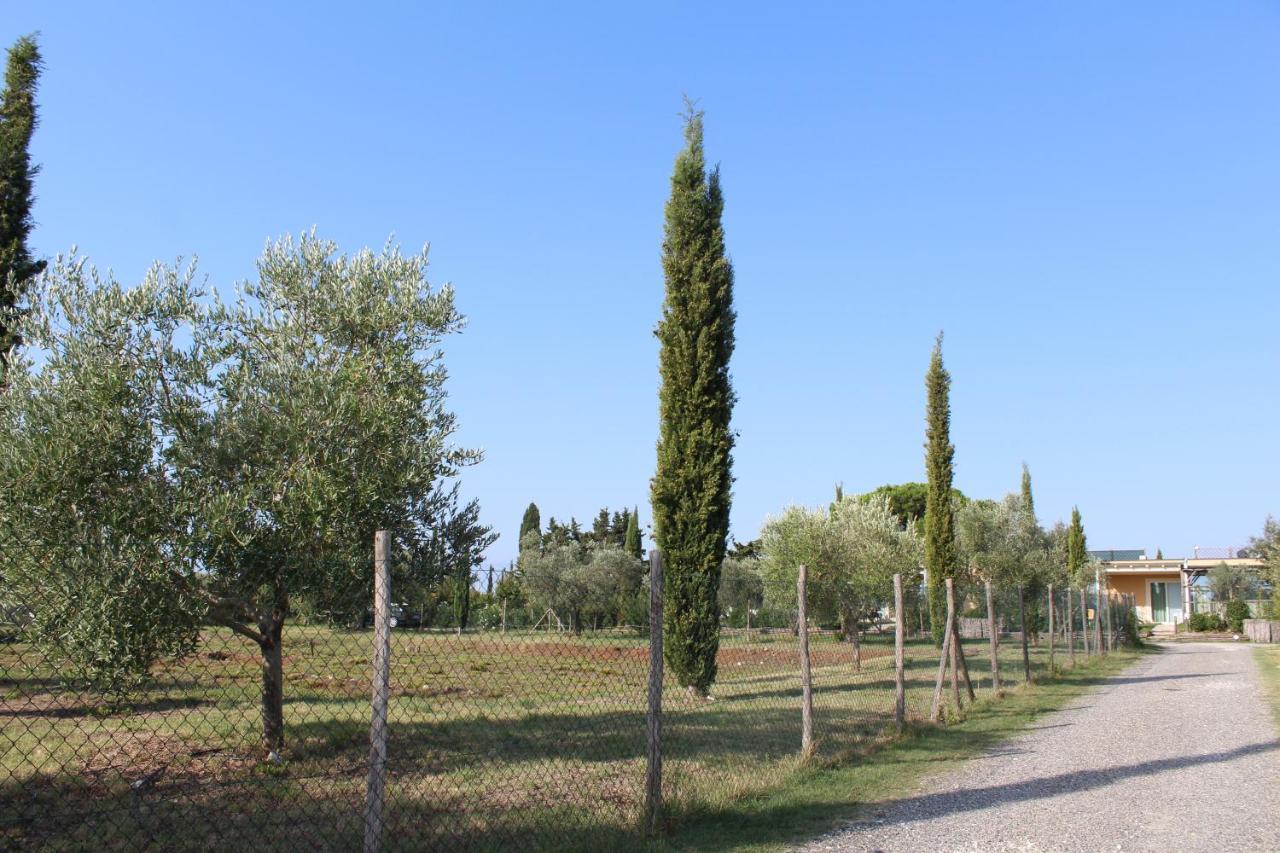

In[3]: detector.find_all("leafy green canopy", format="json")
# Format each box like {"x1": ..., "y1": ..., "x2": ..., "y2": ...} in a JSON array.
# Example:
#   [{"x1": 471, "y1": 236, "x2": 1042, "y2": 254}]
[
  {"x1": 1, "y1": 234, "x2": 482, "y2": 738},
  {"x1": 760, "y1": 496, "x2": 921, "y2": 630},
  {"x1": 652, "y1": 104, "x2": 736, "y2": 694}
]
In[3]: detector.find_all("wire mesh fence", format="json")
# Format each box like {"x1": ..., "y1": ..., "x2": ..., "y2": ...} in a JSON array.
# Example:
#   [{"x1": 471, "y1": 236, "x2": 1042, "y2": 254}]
[{"x1": 0, "y1": 536, "x2": 1138, "y2": 851}]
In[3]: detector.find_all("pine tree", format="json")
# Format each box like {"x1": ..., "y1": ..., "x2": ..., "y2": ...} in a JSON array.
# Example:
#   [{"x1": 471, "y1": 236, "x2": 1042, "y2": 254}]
[
  {"x1": 519, "y1": 502, "x2": 541, "y2": 551},
  {"x1": 924, "y1": 333, "x2": 956, "y2": 646},
  {"x1": 1155, "y1": 548, "x2": 1163, "y2": 560},
  {"x1": 652, "y1": 102, "x2": 736, "y2": 695},
  {"x1": 0, "y1": 34, "x2": 44, "y2": 379},
  {"x1": 591, "y1": 507, "x2": 612, "y2": 544},
  {"x1": 624, "y1": 508, "x2": 642, "y2": 560}
]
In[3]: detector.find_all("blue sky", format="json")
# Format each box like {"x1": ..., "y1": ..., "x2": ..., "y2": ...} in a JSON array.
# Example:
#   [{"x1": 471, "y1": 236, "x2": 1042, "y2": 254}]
[{"x1": 6, "y1": 2, "x2": 1278, "y2": 568}]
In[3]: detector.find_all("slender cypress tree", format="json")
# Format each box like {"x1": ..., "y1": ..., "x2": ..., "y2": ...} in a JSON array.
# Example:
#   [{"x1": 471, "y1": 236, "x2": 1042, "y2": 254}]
[
  {"x1": 624, "y1": 507, "x2": 642, "y2": 560},
  {"x1": 652, "y1": 103, "x2": 736, "y2": 695},
  {"x1": 924, "y1": 333, "x2": 956, "y2": 646},
  {"x1": 1067, "y1": 507, "x2": 1087, "y2": 584},
  {"x1": 0, "y1": 34, "x2": 44, "y2": 379},
  {"x1": 1020, "y1": 462, "x2": 1035, "y2": 520},
  {"x1": 518, "y1": 502, "x2": 541, "y2": 551}
]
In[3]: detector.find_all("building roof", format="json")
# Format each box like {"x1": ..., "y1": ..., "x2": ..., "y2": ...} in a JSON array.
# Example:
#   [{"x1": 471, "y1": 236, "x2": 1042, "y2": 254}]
[{"x1": 1089, "y1": 549, "x2": 1146, "y2": 561}]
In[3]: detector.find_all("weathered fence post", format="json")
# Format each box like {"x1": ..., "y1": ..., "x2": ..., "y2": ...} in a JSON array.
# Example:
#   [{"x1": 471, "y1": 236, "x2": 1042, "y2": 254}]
[
  {"x1": 986, "y1": 580, "x2": 1000, "y2": 692},
  {"x1": 893, "y1": 572, "x2": 906, "y2": 729},
  {"x1": 1080, "y1": 587, "x2": 1090, "y2": 658},
  {"x1": 929, "y1": 581, "x2": 956, "y2": 722},
  {"x1": 798, "y1": 563, "x2": 814, "y2": 757},
  {"x1": 1047, "y1": 584, "x2": 1055, "y2": 672},
  {"x1": 364, "y1": 530, "x2": 392, "y2": 853},
  {"x1": 947, "y1": 579, "x2": 975, "y2": 702},
  {"x1": 1018, "y1": 585, "x2": 1031, "y2": 683},
  {"x1": 1066, "y1": 585, "x2": 1076, "y2": 667},
  {"x1": 1104, "y1": 591, "x2": 1114, "y2": 652},
  {"x1": 645, "y1": 550, "x2": 664, "y2": 834}
]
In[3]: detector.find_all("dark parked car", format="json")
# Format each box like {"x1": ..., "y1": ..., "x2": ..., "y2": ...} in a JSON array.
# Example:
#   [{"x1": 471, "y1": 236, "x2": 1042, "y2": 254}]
[{"x1": 357, "y1": 603, "x2": 421, "y2": 630}]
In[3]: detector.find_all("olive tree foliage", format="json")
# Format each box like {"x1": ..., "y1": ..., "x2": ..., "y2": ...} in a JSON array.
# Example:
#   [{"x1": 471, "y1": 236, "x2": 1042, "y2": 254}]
[
  {"x1": 1, "y1": 235, "x2": 480, "y2": 750},
  {"x1": 0, "y1": 258, "x2": 203, "y2": 698},
  {"x1": 760, "y1": 496, "x2": 920, "y2": 633},
  {"x1": 518, "y1": 540, "x2": 644, "y2": 633},
  {"x1": 956, "y1": 495, "x2": 1050, "y2": 588},
  {"x1": 1246, "y1": 517, "x2": 1280, "y2": 617},
  {"x1": 1207, "y1": 562, "x2": 1257, "y2": 603},
  {"x1": 718, "y1": 557, "x2": 763, "y2": 627}
]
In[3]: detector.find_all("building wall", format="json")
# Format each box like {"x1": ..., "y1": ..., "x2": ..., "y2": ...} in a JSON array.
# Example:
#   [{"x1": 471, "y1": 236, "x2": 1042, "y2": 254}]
[{"x1": 1107, "y1": 573, "x2": 1183, "y2": 622}]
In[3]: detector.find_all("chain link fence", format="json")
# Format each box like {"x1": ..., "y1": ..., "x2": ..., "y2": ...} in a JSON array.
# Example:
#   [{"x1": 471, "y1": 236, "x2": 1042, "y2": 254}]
[{"x1": 0, "y1": 537, "x2": 1137, "y2": 851}]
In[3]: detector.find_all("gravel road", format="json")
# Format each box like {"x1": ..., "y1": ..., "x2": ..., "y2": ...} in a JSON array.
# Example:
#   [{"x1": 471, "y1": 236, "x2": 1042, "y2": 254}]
[{"x1": 797, "y1": 642, "x2": 1280, "y2": 852}]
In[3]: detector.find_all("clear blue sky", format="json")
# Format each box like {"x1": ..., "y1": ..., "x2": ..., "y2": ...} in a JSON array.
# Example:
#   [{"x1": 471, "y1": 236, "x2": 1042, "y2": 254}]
[{"x1": 6, "y1": 2, "x2": 1278, "y2": 568}]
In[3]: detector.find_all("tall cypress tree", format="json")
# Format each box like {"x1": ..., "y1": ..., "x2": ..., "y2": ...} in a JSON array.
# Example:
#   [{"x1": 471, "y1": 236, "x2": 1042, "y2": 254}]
[
  {"x1": 652, "y1": 103, "x2": 736, "y2": 695},
  {"x1": 924, "y1": 333, "x2": 956, "y2": 646},
  {"x1": 518, "y1": 502, "x2": 541, "y2": 551},
  {"x1": 624, "y1": 507, "x2": 642, "y2": 560},
  {"x1": 1020, "y1": 462, "x2": 1035, "y2": 520},
  {"x1": 1067, "y1": 506, "x2": 1087, "y2": 585},
  {"x1": 0, "y1": 34, "x2": 44, "y2": 379}
]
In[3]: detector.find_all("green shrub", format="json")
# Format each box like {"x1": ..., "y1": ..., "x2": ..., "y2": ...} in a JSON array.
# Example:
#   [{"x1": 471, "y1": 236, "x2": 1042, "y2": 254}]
[
  {"x1": 1188, "y1": 611, "x2": 1227, "y2": 632},
  {"x1": 1225, "y1": 599, "x2": 1252, "y2": 633}
]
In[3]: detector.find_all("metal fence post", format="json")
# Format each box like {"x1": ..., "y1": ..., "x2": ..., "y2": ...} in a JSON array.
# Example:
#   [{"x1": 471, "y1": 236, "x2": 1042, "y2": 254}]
[
  {"x1": 645, "y1": 550, "x2": 664, "y2": 834},
  {"x1": 363, "y1": 530, "x2": 392, "y2": 853},
  {"x1": 797, "y1": 563, "x2": 814, "y2": 757}
]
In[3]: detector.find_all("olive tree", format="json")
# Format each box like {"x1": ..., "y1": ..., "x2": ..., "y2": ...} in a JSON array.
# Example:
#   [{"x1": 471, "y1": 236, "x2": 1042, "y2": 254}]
[
  {"x1": 1, "y1": 234, "x2": 480, "y2": 750},
  {"x1": 0, "y1": 258, "x2": 204, "y2": 698},
  {"x1": 760, "y1": 496, "x2": 920, "y2": 657}
]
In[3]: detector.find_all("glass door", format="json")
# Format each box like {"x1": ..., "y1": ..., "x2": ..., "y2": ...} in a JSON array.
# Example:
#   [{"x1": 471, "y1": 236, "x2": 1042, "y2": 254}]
[{"x1": 1151, "y1": 581, "x2": 1167, "y2": 622}]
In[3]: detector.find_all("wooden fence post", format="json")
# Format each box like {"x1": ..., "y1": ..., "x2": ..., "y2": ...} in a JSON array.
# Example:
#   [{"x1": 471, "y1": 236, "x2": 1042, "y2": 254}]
[
  {"x1": 947, "y1": 579, "x2": 975, "y2": 702},
  {"x1": 1066, "y1": 585, "x2": 1076, "y2": 667},
  {"x1": 893, "y1": 573, "x2": 906, "y2": 729},
  {"x1": 798, "y1": 563, "x2": 814, "y2": 757},
  {"x1": 1018, "y1": 585, "x2": 1031, "y2": 684},
  {"x1": 929, "y1": 582, "x2": 956, "y2": 722},
  {"x1": 363, "y1": 530, "x2": 392, "y2": 853},
  {"x1": 645, "y1": 550, "x2": 664, "y2": 834},
  {"x1": 1047, "y1": 584, "x2": 1055, "y2": 672},
  {"x1": 1104, "y1": 591, "x2": 1114, "y2": 652},
  {"x1": 986, "y1": 581, "x2": 1000, "y2": 692},
  {"x1": 1080, "y1": 587, "x2": 1090, "y2": 658}
]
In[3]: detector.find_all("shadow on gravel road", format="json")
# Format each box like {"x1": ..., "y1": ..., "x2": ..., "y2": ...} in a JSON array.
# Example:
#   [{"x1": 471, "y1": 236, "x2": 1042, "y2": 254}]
[{"x1": 869, "y1": 740, "x2": 1278, "y2": 828}]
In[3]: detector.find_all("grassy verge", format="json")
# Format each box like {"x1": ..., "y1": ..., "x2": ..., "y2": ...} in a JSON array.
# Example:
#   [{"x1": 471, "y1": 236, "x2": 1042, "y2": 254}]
[
  {"x1": 657, "y1": 646, "x2": 1150, "y2": 853},
  {"x1": 1251, "y1": 646, "x2": 1280, "y2": 732}
]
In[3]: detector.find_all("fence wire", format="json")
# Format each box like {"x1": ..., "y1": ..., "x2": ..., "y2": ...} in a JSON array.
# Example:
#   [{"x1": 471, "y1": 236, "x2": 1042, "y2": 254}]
[{"x1": 0, "y1": 539, "x2": 1138, "y2": 852}]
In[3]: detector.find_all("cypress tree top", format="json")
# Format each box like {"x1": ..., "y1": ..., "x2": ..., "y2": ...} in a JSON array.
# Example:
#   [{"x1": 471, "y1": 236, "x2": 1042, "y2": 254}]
[
  {"x1": 1067, "y1": 506, "x2": 1088, "y2": 584},
  {"x1": 1021, "y1": 462, "x2": 1035, "y2": 521},
  {"x1": 0, "y1": 34, "x2": 45, "y2": 372},
  {"x1": 624, "y1": 507, "x2": 642, "y2": 560},
  {"x1": 518, "y1": 502, "x2": 541, "y2": 551}
]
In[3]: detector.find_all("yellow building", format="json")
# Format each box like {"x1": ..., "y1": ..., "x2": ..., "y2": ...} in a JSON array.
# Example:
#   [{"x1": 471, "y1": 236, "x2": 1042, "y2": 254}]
[{"x1": 1097, "y1": 549, "x2": 1266, "y2": 625}]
